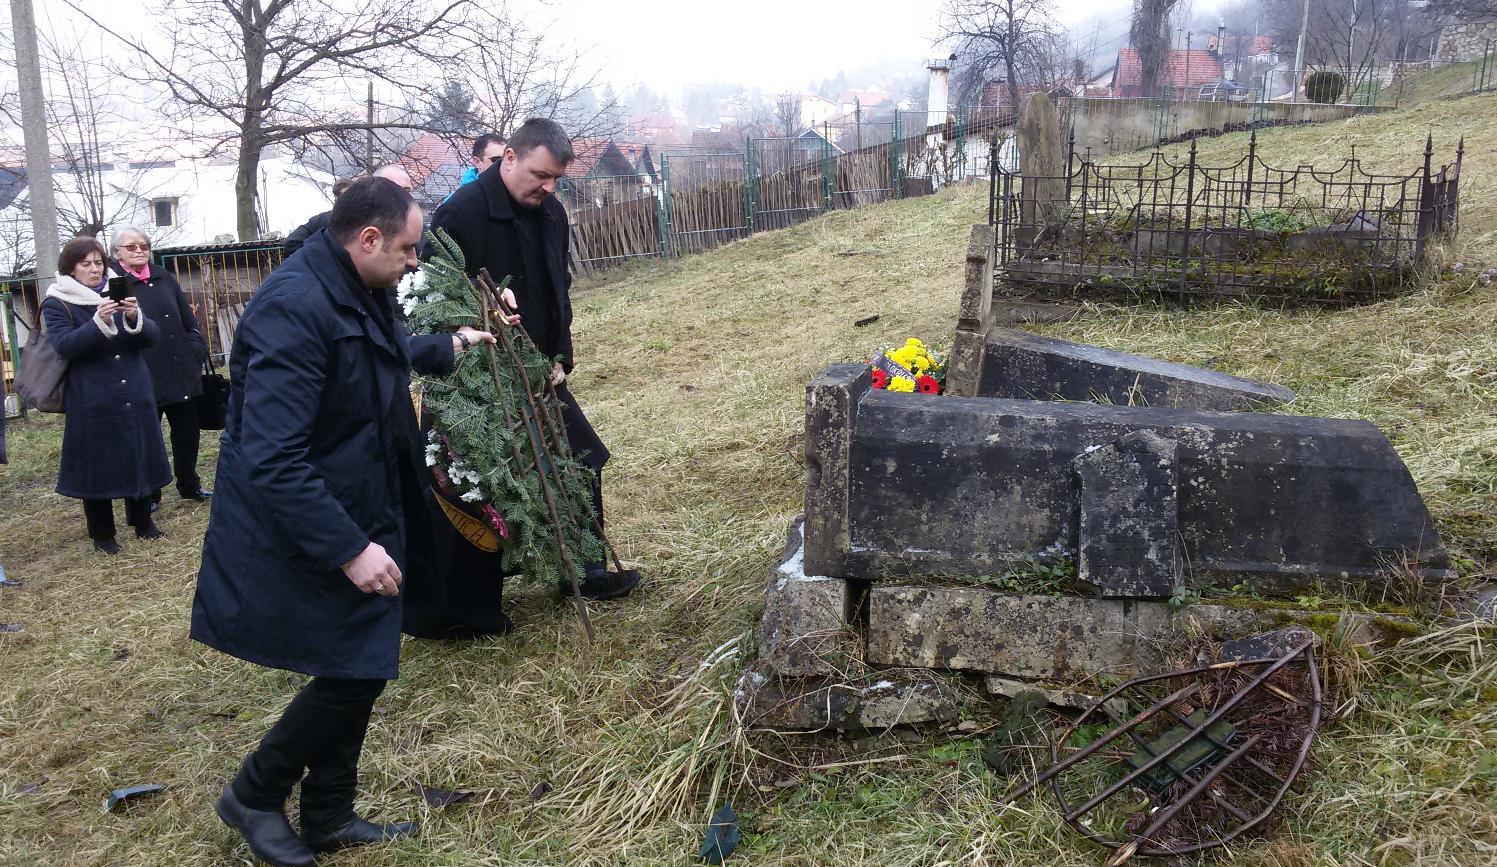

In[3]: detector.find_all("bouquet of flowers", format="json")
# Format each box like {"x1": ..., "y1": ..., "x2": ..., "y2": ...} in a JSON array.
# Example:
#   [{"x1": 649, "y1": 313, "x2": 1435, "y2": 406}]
[
  {"x1": 399, "y1": 231, "x2": 602, "y2": 585},
  {"x1": 869, "y1": 337, "x2": 946, "y2": 395}
]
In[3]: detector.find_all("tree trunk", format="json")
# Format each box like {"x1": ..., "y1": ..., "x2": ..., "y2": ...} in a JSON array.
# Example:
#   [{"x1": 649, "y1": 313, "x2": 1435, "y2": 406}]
[
  {"x1": 235, "y1": 0, "x2": 268, "y2": 241},
  {"x1": 235, "y1": 130, "x2": 262, "y2": 241}
]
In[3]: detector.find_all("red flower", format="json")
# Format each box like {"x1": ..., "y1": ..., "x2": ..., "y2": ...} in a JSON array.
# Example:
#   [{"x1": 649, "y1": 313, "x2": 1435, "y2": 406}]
[
  {"x1": 482, "y1": 504, "x2": 511, "y2": 541},
  {"x1": 916, "y1": 375, "x2": 940, "y2": 395},
  {"x1": 870, "y1": 367, "x2": 889, "y2": 389},
  {"x1": 432, "y1": 466, "x2": 452, "y2": 493}
]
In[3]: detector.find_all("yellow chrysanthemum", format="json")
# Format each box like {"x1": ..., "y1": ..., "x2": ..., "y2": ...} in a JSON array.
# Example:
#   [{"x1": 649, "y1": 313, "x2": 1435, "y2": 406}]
[{"x1": 887, "y1": 376, "x2": 916, "y2": 392}]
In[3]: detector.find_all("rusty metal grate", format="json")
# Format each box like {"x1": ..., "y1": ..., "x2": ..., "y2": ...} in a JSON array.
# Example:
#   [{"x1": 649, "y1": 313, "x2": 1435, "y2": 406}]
[{"x1": 999, "y1": 640, "x2": 1322, "y2": 863}]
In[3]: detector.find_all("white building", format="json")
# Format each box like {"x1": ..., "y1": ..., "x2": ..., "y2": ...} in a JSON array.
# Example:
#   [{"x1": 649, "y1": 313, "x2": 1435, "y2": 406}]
[{"x1": 0, "y1": 137, "x2": 334, "y2": 274}]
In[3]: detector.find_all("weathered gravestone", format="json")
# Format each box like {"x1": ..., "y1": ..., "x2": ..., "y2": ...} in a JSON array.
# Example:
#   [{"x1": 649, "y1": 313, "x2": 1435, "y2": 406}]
[
  {"x1": 1016, "y1": 93, "x2": 1067, "y2": 249},
  {"x1": 947, "y1": 225, "x2": 1293, "y2": 411},
  {"x1": 804, "y1": 364, "x2": 1449, "y2": 594},
  {"x1": 1074, "y1": 430, "x2": 1182, "y2": 597}
]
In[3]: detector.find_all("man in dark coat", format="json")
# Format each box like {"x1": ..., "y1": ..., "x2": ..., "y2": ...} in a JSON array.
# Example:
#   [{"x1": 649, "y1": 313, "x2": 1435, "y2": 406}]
[
  {"x1": 111, "y1": 226, "x2": 213, "y2": 502},
  {"x1": 404, "y1": 117, "x2": 640, "y2": 640},
  {"x1": 192, "y1": 178, "x2": 493, "y2": 866}
]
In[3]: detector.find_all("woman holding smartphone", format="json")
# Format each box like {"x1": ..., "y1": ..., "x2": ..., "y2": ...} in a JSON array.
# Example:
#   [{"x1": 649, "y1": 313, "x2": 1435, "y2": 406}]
[{"x1": 42, "y1": 237, "x2": 171, "y2": 553}]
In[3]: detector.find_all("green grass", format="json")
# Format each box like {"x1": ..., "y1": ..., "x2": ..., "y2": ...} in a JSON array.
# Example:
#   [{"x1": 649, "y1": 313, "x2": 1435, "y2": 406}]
[{"x1": 2, "y1": 94, "x2": 1496, "y2": 864}]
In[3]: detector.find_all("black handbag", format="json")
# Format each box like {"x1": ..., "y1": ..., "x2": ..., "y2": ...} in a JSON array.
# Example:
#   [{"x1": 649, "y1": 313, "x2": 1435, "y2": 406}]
[{"x1": 195, "y1": 356, "x2": 229, "y2": 430}]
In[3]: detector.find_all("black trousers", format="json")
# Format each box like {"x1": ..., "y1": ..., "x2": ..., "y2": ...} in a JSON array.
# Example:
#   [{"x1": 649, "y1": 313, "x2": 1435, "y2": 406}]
[
  {"x1": 158, "y1": 400, "x2": 202, "y2": 497},
  {"x1": 231, "y1": 677, "x2": 386, "y2": 830},
  {"x1": 82, "y1": 497, "x2": 153, "y2": 541}
]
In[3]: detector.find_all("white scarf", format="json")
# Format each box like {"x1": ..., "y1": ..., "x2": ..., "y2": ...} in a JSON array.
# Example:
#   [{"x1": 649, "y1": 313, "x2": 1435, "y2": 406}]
[
  {"x1": 45, "y1": 270, "x2": 138, "y2": 336},
  {"x1": 45, "y1": 273, "x2": 109, "y2": 306}
]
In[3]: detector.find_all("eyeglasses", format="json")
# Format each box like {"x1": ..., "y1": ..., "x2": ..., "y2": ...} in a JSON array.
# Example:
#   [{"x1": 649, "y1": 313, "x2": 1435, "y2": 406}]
[{"x1": 120, "y1": 243, "x2": 151, "y2": 252}]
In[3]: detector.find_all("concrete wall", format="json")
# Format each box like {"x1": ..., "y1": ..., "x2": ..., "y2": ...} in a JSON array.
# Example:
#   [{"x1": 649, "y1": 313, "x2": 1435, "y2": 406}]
[{"x1": 1067, "y1": 98, "x2": 1365, "y2": 156}]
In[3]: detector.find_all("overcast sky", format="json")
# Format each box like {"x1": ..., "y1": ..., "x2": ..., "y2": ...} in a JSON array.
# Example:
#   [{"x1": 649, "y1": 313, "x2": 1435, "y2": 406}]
[
  {"x1": 552, "y1": 0, "x2": 1139, "y2": 95},
  {"x1": 35, "y1": 0, "x2": 1147, "y2": 102}
]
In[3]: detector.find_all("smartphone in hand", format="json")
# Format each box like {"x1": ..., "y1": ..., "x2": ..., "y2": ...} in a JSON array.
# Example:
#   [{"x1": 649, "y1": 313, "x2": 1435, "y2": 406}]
[{"x1": 106, "y1": 275, "x2": 133, "y2": 303}]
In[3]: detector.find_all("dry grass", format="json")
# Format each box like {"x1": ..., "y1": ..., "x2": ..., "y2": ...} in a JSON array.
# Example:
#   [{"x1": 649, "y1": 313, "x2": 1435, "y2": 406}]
[{"x1": 1, "y1": 93, "x2": 1495, "y2": 865}]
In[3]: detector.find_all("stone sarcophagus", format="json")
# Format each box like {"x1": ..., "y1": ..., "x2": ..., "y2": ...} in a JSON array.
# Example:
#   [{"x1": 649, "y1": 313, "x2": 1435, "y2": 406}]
[{"x1": 804, "y1": 363, "x2": 1449, "y2": 594}]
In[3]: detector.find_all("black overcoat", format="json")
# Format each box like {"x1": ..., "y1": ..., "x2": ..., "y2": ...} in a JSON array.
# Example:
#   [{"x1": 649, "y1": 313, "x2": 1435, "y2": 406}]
[
  {"x1": 429, "y1": 164, "x2": 607, "y2": 470},
  {"x1": 116, "y1": 263, "x2": 209, "y2": 406},
  {"x1": 43, "y1": 296, "x2": 172, "y2": 500},
  {"x1": 190, "y1": 230, "x2": 454, "y2": 680}
]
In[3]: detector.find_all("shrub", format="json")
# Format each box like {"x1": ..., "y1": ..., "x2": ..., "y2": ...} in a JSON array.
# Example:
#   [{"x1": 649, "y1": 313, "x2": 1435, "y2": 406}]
[{"x1": 1306, "y1": 70, "x2": 1347, "y2": 104}]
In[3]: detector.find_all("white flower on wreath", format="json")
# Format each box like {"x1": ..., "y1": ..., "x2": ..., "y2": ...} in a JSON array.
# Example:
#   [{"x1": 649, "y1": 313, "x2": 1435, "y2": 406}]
[{"x1": 460, "y1": 488, "x2": 484, "y2": 502}]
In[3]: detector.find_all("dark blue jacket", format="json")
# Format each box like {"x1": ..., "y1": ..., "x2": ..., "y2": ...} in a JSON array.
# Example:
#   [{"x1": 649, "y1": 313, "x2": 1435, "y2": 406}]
[
  {"x1": 43, "y1": 297, "x2": 172, "y2": 500},
  {"x1": 190, "y1": 230, "x2": 454, "y2": 679}
]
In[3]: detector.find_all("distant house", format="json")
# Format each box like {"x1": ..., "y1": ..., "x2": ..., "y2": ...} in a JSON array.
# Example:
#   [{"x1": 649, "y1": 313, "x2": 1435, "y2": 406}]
[
  {"x1": 614, "y1": 142, "x2": 657, "y2": 184},
  {"x1": 398, "y1": 133, "x2": 473, "y2": 208},
  {"x1": 792, "y1": 128, "x2": 839, "y2": 159},
  {"x1": 566, "y1": 138, "x2": 638, "y2": 180},
  {"x1": 560, "y1": 138, "x2": 652, "y2": 207},
  {"x1": 1206, "y1": 35, "x2": 1279, "y2": 85},
  {"x1": 626, "y1": 111, "x2": 688, "y2": 148},
  {"x1": 1109, "y1": 47, "x2": 1226, "y2": 98},
  {"x1": 978, "y1": 81, "x2": 1073, "y2": 113},
  {"x1": 0, "y1": 143, "x2": 332, "y2": 276},
  {"x1": 800, "y1": 95, "x2": 839, "y2": 130}
]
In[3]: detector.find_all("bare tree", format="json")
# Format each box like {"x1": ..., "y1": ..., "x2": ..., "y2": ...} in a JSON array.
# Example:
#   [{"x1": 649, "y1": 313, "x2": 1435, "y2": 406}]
[
  {"x1": 0, "y1": 24, "x2": 170, "y2": 250},
  {"x1": 67, "y1": 0, "x2": 539, "y2": 240},
  {"x1": 939, "y1": 0, "x2": 1060, "y2": 112},
  {"x1": 1131, "y1": 0, "x2": 1186, "y2": 97},
  {"x1": 774, "y1": 92, "x2": 803, "y2": 136},
  {"x1": 461, "y1": 10, "x2": 621, "y2": 143}
]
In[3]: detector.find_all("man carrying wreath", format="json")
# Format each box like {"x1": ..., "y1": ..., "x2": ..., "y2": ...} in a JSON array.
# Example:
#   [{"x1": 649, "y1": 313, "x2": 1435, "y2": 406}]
[{"x1": 404, "y1": 117, "x2": 642, "y2": 640}]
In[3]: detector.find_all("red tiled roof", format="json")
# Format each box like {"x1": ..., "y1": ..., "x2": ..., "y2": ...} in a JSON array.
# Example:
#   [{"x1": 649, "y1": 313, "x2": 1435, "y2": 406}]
[
  {"x1": 399, "y1": 133, "x2": 468, "y2": 186},
  {"x1": 1115, "y1": 48, "x2": 1225, "y2": 89},
  {"x1": 566, "y1": 138, "x2": 611, "y2": 178}
]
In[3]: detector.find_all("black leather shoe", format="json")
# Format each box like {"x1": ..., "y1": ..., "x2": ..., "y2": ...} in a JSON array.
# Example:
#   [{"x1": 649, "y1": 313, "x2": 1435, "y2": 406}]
[
  {"x1": 180, "y1": 487, "x2": 213, "y2": 501},
  {"x1": 560, "y1": 568, "x2": 642, "y2": 601},
  {"x1": 135, "y1": 521, "x2": 165, "y2": 540},
  {"x1": 214, "y1": 786, "x2": 315, "y2": 867},
  {"x1": 302, "y1": 816, "x2": 419, "y2": 853},
  {"x1": 92, "y1": 538, "x2": 121, "y2": 556}
]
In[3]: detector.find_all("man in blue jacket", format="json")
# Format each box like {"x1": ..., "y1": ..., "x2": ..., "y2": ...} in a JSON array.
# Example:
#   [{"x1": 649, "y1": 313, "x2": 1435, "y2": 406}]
[{"x1": 192, "y1": 178, "x2": 492, "y2": 866}]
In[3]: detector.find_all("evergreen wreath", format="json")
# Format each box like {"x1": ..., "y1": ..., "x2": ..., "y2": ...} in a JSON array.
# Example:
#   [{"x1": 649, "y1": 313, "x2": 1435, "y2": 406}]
[{"x1": 399, "y1": 229, "x2": 603, "y2": 586}]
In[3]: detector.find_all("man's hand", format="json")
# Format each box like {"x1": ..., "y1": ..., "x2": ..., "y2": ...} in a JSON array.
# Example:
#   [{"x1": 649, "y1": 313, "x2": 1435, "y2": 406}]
[
  {"x1": 551, "y1": 362, "x2": 566, "y2": 386},
  {"x1": 496, "y1": 287, "x2": 521, "y2": 326},
  {"x1": 452, "y1": 325, "x2": 496, "y2": 354},
  {"x1": 342, "y1": 542, "x2": 402, "y2": 596}
]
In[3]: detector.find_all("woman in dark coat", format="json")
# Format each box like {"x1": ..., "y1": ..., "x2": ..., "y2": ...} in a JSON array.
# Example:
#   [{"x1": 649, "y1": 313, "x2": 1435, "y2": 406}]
[
  {"x1": 43, "y1": 237, "x2": 172, "y2": 554},
  {"x1": 111, "y1": 226, "x2": 212, "y2": 503}
]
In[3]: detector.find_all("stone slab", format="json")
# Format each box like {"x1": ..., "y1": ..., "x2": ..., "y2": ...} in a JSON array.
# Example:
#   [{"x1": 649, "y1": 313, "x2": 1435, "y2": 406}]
[
  {"x1": 957, "y1": 224, "x2": 995, "y2": 331},
  {"x1": 974, "y1": 327, "x2": 1293, "y2": 411},
  {"x1": 983, "y1": 675, "x2": 1127, "y2": 717},
  {"x1": 734, "y1": 671, "x2": 959, "y2": 732},
  {"x1": 803, "y1": 364, "x2": 1449, "y2": 591},
  {"x1": 1075, "y1": 431, "x2": 1183, "y2": 598},
  {"x1": 756, "y1": 522, "x2": 851, "y2": 676},
  {"x1": 1214, "y1": 625, "x2": 1318, "y2": 662},
  {"x1": 866, "y1": 584, "x2": 1418, "y2": 680}
]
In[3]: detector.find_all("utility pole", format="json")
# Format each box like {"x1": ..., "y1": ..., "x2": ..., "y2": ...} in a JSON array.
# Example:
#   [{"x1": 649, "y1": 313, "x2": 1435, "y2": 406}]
[
  {"x1": 11, "y1": 0, "x2": 58, "y2": 282},
  {"x1": 1185, "y1": 32, "x2": 1193, "y2": 99},
  {"x1": 1293, "y1": 0, "x2": 1311, "y2": 103},
  {"x1": 854, "y1": 97, "x2": 862, "y2": 151}
]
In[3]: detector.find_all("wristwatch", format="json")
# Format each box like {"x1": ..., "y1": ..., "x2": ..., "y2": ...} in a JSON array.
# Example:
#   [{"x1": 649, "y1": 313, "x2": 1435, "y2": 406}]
[{"x1": 457, "y1": 331, "x2": 472, "y2": 351}]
